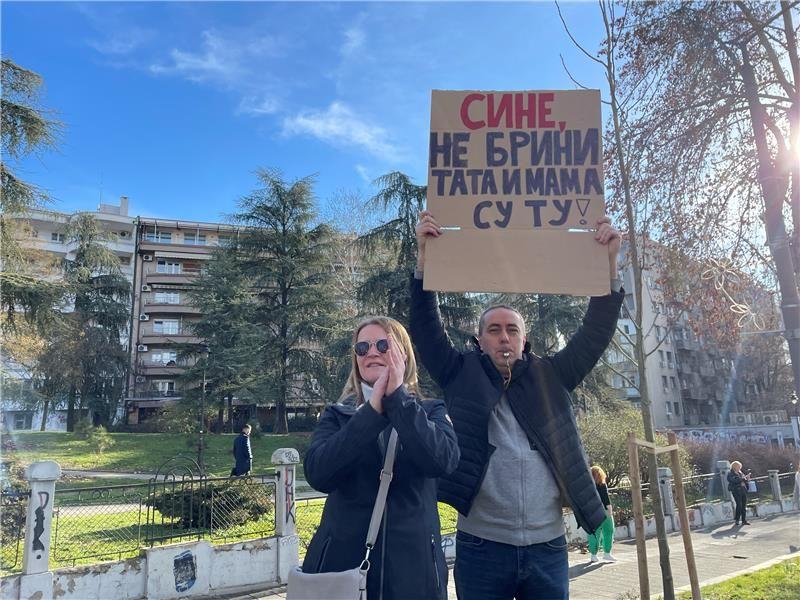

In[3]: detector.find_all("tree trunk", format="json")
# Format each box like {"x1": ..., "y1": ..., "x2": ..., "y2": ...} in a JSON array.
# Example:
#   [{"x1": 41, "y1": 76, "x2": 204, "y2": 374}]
[
  {"x1": 738, "y1": 45, "x2": 800, "y2": 397},
  {"x1": 67, "y1": 385, "x2": 76, "y2": 432},
  {"x1": 39, "y1": 398, "x2": 50, "y2": 431},
  {"x1": 227, "y1": 393, "x2": 234, "y2": 433},
  {"x1": 607, "y1": 28, "x2": 675, "y2": 596},
  {"x1": 217, "y1": 401, "x2": 225, "y2": 434}
]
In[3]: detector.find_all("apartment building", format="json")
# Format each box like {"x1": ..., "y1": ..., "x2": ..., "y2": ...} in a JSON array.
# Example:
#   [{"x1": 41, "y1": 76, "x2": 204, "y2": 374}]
[
  {"x1": 127, "y1": 218, "x2": 241, "y2": 424},
  {"x1": 607, "y1": 261, "x2": 687, "y2": 429},
  {"x1": 2, "y1": 198, "x2": 136, "y2": 431},
  {"x1": 607, "y1": 244, "x2": 788, "y2": 431}
]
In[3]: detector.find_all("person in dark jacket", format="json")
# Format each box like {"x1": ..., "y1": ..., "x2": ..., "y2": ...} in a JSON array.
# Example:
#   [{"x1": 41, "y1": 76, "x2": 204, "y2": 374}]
[
  {"x1": 727, "y1": 460, "x2": 751, "y2": 526},
  {"x1": 231, "y1": 424, "x2": 252, "y2": 476},
  {"x1": 412, "y1": 210, "x2": 623, "y2": 600},
  {"x1": 302, "y1": 316, "x2": 460, "y2": 600}
]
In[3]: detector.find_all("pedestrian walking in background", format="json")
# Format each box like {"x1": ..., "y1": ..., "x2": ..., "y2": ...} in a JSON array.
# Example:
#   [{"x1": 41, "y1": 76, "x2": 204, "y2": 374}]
[
  {"x1": 231, "y1": 423, "x2": 252, "y2": 476},
  {"x1": 587, "y1": 465, "x2": 616, "y2": 563},
  {"x1": 727, "y1": 460, "x2": 751, "y2": 526}
]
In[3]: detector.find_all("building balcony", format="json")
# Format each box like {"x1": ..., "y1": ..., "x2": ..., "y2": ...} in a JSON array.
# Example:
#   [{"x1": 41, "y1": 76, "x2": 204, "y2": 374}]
[
  {"x1": 143, "y1": 272, "x2": 200, "y2": 285},
  {"x1": 675, "y1": 338, "x2": 699, "y2": 351},
  {"x1": 139, "y1": 333, "x2": 203, "y2": 345},
  {"x1": 142, "y1": 302, "x2": 202, "y2": 315},
  {"x1": 681, "y1": 387, "x2": 705, "y2": 401},
  {"x1": 139, "y1": 241, "x2": 215, "y2": 255},
  {"x1": 699, "y1": 364, "x2": 716, "y2": 378},
  {"x1": 137, "y1": 364, "x2": 188, "y2": 376}
]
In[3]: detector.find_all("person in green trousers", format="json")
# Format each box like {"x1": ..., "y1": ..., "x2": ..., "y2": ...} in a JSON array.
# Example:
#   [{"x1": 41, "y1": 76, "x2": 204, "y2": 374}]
[{"x1": 588, "y1": 465, "x2": 617, "y2": 563}]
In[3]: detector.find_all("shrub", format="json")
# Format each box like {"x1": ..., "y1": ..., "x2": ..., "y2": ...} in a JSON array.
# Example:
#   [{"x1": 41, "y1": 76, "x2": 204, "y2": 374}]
[
  {"x1": 146, "y1": 479, "x2": 273, "y2": 529},
  {"x1": 74, "y1": 418, "x2": 94, "y2": 439},
  {"x1": 0, "y1": 436, "x2": 27, "y2": 551},
  {"x1": 86, "y1": 425, "x2": 115, "y2": 457},
  {"x1": 579, "y1": 408, "x2": 693, "y2": 487},
  {"x1": 684, "y1": 441, "x2": 799, "y2": 476}
]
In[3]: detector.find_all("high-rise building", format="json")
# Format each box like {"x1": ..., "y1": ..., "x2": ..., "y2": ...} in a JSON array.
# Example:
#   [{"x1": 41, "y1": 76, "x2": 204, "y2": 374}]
[{"x1": 126, "y1": 218, "x2": 241, "y2": 424}]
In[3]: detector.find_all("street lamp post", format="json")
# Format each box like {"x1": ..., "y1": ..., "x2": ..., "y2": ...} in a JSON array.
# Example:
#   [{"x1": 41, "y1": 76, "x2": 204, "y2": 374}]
[{"x1": 790, "y1": 392, "x2": 800, "y2": 448}]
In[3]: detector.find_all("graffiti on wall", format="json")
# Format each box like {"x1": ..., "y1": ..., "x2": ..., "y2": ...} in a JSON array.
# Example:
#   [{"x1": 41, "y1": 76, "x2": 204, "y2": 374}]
[{"x1": 174, "y1": 550, "x2": 197, "y2": 592}]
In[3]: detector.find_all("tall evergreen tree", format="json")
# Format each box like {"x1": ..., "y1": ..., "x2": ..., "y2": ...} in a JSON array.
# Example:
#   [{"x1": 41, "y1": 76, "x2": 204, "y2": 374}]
[
  {"x1": 357, "y1": 171, "x2": 479, "y2": 344},
  {"x1": 233, "y1": 169, "x2": 337, "y2": 434},
  {"x1": 182, "y1": 244, "x2": 260, "y2": 433},
  {"x1": 63, "y1": 214, "x2": 131, "y2": 428},
  {"x1": 1, "y1": 59, "x2": 65, "y2": 330}
]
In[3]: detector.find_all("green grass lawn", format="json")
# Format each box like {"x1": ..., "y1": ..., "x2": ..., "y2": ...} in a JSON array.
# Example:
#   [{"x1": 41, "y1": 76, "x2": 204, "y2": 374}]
[
  {"x1": 4, "y1": 431, "x2": 311, "y2": 478},
  {"x1": 676, "y1": 558, "x2": 800, "y2": 599}
]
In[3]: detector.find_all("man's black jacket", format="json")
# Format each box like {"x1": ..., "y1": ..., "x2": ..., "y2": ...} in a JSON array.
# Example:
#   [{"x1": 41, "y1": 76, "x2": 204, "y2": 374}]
[{"x1": 409, "y1": 275, "x2": 623, "y2": 534}]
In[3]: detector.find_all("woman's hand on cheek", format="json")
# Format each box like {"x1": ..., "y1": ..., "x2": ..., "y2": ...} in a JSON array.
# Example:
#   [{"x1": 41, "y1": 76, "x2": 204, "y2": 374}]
[
  {"x1": 370, "y1": 368, "x2": 389, "y2": 414},
  {"x1": 386, "y1": 339, "x2": 406, "y2": 396}
]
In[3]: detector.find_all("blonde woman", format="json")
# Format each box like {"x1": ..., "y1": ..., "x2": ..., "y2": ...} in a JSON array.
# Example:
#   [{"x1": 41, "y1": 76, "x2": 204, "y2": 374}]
[
  {"x1": 302, "y1": 317, "x2": 459, "y2": 599},
  {"x1": 587, "y1": 466, "x2": 616, "y2": 563},
  {"x1": 727, "y1": 460, "x2": 751, "y2": 526}
]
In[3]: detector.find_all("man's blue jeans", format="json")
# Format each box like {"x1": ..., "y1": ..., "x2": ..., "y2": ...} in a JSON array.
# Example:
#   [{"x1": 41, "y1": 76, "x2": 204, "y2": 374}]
[{"x1": 454, "y1": 531, "x2": 569, "y2": 600}]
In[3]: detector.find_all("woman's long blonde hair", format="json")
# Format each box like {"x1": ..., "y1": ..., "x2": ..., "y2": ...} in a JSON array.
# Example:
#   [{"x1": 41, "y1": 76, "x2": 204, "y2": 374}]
[
  {"x1": 339, "y1": 316, "x2": 423, "y2": 405},
  {"x1": 591, "y1": 465, "x2": 607, "y2": 485}
]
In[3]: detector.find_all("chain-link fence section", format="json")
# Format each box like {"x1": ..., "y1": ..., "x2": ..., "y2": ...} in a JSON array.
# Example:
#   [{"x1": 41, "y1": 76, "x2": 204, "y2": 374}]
[
  {"x1": 1, "y1": 488, "x2": 28, "y2": 575},
  {"x1": 47, "y1": 475, "x2": 276, "y2": 569}
]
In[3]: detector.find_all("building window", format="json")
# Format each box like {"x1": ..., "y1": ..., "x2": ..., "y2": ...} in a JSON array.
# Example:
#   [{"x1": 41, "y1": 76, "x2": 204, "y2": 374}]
[
  {"x1": 152, "y1": 380, "x2": 176, "y2": 397},
  {"x1": 658, "y1": 350, "x2": 664, "y2": 366},
  {"x1": 50, "y1": 232, "x2": 65, "y2": 243},
  {"x1": 152, "y1": 351, "x2": 178, "y2": 365},
  {"x1": 655, "y1": 325, "x2": 662, "y2": 339},
  {"x1": 14, "y1": 413, "x2": 33, "y2": 430},
  {"x1": 153, "y1": 319, "x2": 180, "y2": 335},
  {"x1": 662, "y1": 375, "x2": 669, "y2": 392},
  {"x1": 670, "y1": 376, "x2": 677, "y2": 389},
  {"x1": 623, "y1": 324, "x2": 630, "y2": 334},
  {"x1": 156, "y1": 260, "x2": 182, "y2": 274},
  {"x1": 144, "y1": 229, "x2": 172, "y2": 243},
  {"x1": 674, "y1": 402, "x2": 680, "y2": 415},
  {"x1": 666, "y1": 351, "x2": 673, "y2": 368},
  {"x1": 154, "y1": 292, "x2": 180, "y2": 304},
  {"x1": 184, "y1": 232, "x2": 207, "y2": 246},
  {"x1": 665, "y1": 401, "x2": 672, "y2": 414}
]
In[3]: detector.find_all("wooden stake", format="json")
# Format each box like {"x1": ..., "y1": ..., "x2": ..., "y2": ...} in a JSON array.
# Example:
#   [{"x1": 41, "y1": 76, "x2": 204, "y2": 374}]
[
  {"x1": 627, "y1": 431, "x2": 649, "y2": 599},
  {"x1": 668, "y1": 432, "x2": 701, "y2": 600}
]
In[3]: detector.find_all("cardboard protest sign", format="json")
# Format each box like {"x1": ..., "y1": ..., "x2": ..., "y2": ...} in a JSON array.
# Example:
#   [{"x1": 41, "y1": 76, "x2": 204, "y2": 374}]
[{"x1": 424, "y1": 89, "x2": 610, "y2": 295}]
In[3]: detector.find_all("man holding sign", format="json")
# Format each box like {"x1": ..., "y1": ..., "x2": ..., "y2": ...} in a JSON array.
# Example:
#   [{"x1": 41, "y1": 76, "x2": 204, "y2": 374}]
[{"x1": 409, "y1": 90, "x2": 624, "y2": 600}]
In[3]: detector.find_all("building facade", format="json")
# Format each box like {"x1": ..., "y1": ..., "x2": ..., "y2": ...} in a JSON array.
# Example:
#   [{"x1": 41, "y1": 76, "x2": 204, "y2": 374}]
[{"x1": 126, "y1": 218, "x2": 241, "y2": 424}]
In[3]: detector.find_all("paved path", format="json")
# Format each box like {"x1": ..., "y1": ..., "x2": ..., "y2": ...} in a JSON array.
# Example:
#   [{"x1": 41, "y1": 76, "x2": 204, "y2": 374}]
[{"x1": 202, "y1": 512, "x2": 800, "y2": 600}]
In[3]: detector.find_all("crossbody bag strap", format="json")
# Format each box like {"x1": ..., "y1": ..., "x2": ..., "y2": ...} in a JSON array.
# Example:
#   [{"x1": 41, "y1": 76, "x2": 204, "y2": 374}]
[{"x1": 362, "y1": 428, "x2": 398, "y2": 565}]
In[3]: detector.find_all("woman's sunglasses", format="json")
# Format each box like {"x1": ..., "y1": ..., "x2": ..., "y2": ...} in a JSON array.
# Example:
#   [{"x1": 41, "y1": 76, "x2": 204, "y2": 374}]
[{"x1": 354, "y1": 339, "x2": 389, "y2": 357}]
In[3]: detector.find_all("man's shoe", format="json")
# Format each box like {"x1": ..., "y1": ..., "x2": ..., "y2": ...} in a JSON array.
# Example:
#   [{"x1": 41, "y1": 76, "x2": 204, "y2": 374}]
[
  {"x1": 603, "y1": 553, "x2": 617, "y2": 562},
  {"x1": 734, "y1": 520, "x2": 740, "y2": 526},
  {"x1": 742, "y1": 521, "x2": 752, "y2": 525},
  {"x1": 590, "y1": 554, "x2": 599, "y2": 563}
]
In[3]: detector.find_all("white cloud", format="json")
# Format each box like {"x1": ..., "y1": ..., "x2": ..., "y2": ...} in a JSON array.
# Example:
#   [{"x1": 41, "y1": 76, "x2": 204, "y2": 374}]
[
  {"x1": 150, "y1": 31, "x2": 241, "y2": 83},
  {"x1": 282, "y1": 102, "x2": 402, "y2": 162},
  {"x1": 355, "y1": 164, "x2": 372, "y2": 184},
  {"x1": 341, "y1": 26, "x2": 365, "y2": 56},
  {"x1": 88, "y1": 27, "x2": 154, "y2": 55},
  {"x1": 237, "y1": 95, "x2": 281, "y2": 116}
]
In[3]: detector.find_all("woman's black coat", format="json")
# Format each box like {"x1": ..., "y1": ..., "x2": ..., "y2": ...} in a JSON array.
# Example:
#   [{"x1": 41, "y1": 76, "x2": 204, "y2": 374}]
[{"x1": 302, "y1": 385, "x2": 460, "y2": 600}]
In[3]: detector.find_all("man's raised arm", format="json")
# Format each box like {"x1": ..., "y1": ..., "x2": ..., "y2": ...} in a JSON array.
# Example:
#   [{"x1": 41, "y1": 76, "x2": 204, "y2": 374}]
[{"x1": 409, "y1": 210, "x2": 463, "y2": 390}]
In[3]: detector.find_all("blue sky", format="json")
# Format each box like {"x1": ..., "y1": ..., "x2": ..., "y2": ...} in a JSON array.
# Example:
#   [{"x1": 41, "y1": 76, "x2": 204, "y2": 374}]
[{"x1": 4, "y1": 1, "x2": 608, "y2": 224}]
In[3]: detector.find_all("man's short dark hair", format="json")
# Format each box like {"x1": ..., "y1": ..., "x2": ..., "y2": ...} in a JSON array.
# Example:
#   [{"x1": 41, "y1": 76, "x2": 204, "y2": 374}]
[{"x1": 478, "y1": 304, "x2": 525, "y2": 335}]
